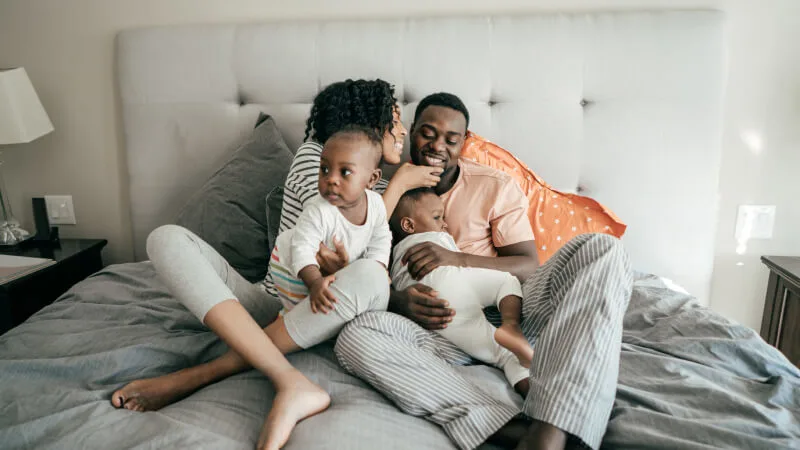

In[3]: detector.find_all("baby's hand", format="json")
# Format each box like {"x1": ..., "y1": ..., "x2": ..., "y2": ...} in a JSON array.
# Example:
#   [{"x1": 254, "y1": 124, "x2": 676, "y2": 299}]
[{"x1": 310, "y1": 274, "x2": 337, "y2": 314}]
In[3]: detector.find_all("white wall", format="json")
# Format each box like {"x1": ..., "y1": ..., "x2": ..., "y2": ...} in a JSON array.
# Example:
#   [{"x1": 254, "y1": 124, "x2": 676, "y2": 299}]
[{"x1": 0, "y1": 0, "x2": 798, "y2": 330}]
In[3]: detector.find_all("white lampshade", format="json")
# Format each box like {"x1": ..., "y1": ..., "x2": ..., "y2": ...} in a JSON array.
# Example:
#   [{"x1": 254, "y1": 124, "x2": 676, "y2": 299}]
[{"x1": 0, "y1": 67, "x2": 54, "y2": 145}]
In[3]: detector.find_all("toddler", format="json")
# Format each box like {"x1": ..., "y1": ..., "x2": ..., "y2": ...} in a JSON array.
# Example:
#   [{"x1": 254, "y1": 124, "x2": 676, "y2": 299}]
[{"x1": 270, "y1": 125, "x2": 392, "y2": 315}]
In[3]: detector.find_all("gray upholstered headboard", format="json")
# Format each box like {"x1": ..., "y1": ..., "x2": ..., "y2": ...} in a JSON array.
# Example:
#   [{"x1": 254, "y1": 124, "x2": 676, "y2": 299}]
[{"x1": 117, "y1": 11, "x2": 724, "y2": 303}]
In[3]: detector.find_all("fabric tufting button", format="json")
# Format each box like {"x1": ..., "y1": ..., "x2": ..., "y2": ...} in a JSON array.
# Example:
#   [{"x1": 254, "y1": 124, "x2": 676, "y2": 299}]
[
  {"x1": 488, "y1": 100, "x2": 496, "y2": 106},
  {"x1": 402, "y1": 99, "x2": 409, "y2": 106},
  {"x1": 576, "y1": 185, "x2": 586, "y2": 193},
  {"x1": 580, "y1": 99, "x2": 592, "y2": 107}
]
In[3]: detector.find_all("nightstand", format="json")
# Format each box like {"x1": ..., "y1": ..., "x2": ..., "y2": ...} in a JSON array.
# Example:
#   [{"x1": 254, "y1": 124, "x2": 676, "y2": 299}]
[
  {"x1": 0, "y1": 239, "x2": 107, "y2": 335},
  {"x1": 760, "y1": 256, "x2": 800, "y2": 368}
]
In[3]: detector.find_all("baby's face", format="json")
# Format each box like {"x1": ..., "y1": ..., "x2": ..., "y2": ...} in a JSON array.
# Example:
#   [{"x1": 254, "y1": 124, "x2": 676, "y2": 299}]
[
  {"x1": 318, "y1": 134, "x2": 379, "y2": 207},
  {"x1": 408, "y1": 193, "x2": 448, "y2": 234}
]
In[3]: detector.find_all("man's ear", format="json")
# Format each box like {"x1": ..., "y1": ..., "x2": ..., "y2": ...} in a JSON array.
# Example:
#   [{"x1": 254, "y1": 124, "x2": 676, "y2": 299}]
[
  {"x1": 367, "y1": 168, "x2": 383, "y2": 189},
  {"x1": 400, "y1": 217, "x2": 415, "y2": 235}
]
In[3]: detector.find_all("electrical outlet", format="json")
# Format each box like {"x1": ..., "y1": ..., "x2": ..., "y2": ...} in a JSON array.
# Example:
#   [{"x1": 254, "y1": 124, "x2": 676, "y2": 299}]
[
  {"x1": 44, "y1": 195, "x2": 77, "y2": 225},
  {"x1": 735, "y1": 205, "x2": 776, "y2": 241}
]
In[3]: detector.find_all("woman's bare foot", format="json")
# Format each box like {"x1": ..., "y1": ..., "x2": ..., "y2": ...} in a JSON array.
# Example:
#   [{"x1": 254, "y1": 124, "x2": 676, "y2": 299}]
[
  {"x1": 112, "y1": 351, "x2": 246, "y2": 411},
  {"x1": 111, "y1": 370, "x2": 198, "y2": 411},
  {"x1": 495, "y1": 323, "x2": 534, "y2": 368},
  {"x1": 256, "y1": 373, "x2": 331, "y2": 450}
]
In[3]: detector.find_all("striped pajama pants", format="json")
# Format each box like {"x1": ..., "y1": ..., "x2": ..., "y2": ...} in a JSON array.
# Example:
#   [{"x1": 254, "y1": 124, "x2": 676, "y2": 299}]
[{"x1": 335, "y1": 233, "x2": 633, "y2": 450}]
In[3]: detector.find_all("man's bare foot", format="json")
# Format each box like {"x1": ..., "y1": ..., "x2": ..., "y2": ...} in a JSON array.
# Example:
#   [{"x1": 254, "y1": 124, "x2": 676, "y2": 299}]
[
  {"x1": 256, "y1": 374, "x2": 331, "y2": 450},
  {"x1": 488, "y1": 417, "x2": 532, "y2": 449},
  {"x1": 495, "y1": 323, "x2": 534, "y2": 368},
  {"x1": 111, "y1": 370, "x2": 197, "y2": 411},
  {"x1": 514, "y1": 420, "x2": 567, "y2": 450}
]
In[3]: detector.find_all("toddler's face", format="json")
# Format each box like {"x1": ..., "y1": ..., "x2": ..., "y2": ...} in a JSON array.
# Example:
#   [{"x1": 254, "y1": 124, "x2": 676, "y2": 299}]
[
  {"x1": 407, "y1": 193, "x2": 448, "y2": 234},
  {"x1": 318, "y1": 135, "x2": 379, "y2": 207}
]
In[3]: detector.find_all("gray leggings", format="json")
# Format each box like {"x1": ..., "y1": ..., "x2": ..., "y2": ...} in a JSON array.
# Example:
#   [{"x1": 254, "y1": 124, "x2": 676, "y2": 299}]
[{"x1": 146, "y1": 225, "x2": 390, "y2": 348}]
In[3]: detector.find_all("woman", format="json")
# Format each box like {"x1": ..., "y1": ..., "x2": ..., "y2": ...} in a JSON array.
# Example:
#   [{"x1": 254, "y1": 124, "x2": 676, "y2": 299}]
[
  {"x1": 268, "y1": 79, "x2": 440, "y2": 290},
  {"x1": 111, "y1": 79, "x2": 441, "y2": 450}
]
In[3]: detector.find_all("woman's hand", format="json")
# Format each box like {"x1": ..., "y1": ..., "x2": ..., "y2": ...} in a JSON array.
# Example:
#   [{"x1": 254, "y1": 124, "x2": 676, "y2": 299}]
[
  {"x1": 316, "y1": 237, "x2": 348, "y2": 276},
  {"x1": 391, "y1": 162, "x2": 442, "y2": 191}
]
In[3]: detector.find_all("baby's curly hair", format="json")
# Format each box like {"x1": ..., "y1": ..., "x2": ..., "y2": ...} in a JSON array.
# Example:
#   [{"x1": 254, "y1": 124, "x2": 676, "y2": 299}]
[{"x1": 304, "y1": 79, "x2": 398, "y2": 145}]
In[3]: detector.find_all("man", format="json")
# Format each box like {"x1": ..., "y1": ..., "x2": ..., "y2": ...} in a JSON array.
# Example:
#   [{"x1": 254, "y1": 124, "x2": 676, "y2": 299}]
[{"x1": 334, "y1": 93, "x2": 633, "y2": 450}]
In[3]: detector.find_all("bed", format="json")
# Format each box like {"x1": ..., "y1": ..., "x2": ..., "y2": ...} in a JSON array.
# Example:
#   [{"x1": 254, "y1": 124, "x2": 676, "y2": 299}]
[{"x1": 1, "y1": 12, "x2": 799, "y2": 450}]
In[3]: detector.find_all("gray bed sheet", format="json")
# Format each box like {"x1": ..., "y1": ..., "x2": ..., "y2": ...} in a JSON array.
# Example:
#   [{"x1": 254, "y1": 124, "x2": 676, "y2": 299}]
[{"x1": 0, "y1": 262, "x2": 797, "y2": 449}]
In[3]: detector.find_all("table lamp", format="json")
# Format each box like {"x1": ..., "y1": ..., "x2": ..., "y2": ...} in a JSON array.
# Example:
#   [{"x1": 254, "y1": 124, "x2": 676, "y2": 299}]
[{"x1": 0, "y1": 67, "x2": 54, "y2": 246}]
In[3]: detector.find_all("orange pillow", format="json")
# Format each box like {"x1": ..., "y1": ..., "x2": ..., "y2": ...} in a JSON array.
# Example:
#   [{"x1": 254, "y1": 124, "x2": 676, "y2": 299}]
[{"x1": 460, "y1": 132, "x2": 626, "y2": 263}]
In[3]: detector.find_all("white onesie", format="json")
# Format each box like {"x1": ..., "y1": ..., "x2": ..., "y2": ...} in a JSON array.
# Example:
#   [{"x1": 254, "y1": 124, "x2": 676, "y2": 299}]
[
  {"x1": 270, "y1": 190, "x2": 392, "y2": 311},
  {"x1": 391, "y1": 231, "x2": 529, "y2": 386}
]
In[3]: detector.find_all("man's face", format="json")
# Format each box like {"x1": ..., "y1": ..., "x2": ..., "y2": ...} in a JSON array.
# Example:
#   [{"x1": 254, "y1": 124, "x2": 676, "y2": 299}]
[{"x1": 410, "y1": 105, "x2": 466, "y2": 174}]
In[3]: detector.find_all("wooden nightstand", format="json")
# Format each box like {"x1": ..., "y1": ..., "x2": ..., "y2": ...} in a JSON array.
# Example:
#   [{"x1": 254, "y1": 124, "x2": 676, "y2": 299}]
[
  {"x1": 760, "y1": 256, "x2": 800, "y2": 368},
  {"x1": 0, "y1": 239, "x2": 107, "y2": 335}
]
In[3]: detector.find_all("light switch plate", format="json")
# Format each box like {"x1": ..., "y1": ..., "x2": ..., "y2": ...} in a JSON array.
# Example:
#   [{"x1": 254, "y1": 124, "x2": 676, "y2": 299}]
[
  {"x1": 735, "y1": 205, "x2": 775, "y2": 240},
  {"x1": 44, "y1": 195, "x2": 77, "y2": 225}
]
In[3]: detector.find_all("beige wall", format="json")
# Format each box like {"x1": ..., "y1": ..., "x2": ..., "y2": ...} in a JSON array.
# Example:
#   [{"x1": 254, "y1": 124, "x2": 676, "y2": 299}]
[{"x1": 0, "y1": 0, "x2": 798, "y2": 330}]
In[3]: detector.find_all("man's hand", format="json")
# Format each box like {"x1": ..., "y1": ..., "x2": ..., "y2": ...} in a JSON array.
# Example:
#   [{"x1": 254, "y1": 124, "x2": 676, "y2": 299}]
[
  {"x1": 391, "y1": 284, "x2": 455, "y2": 330},
  {"x1": 402, "y1": 242, "x2": 463, "y2": 280},
  {"x1": 316, "y1": 236, "x2": 348, "y2": 276},
  {"x1": 309, "y1": 274, "x2": 337, "y2": 314}
]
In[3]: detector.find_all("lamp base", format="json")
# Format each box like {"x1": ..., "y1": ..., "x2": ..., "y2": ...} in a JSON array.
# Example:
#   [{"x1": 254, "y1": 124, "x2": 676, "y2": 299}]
[
  {"x1": 0, "y1": 219, "x2": 31, "y2": 246},
  {"x1": 0, "y1": 235, "x2": 34, "y2": 253}
]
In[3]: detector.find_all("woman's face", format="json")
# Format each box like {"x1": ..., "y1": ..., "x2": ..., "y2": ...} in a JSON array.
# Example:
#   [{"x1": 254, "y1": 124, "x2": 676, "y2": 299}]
[{"x1": 380, "y1": 106, "x2": 407, "y2": 165}]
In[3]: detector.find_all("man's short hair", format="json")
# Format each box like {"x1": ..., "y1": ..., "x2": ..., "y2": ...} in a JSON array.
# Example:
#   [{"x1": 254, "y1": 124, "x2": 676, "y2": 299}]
[{"x1": 413, "y1": 92, "x2": 470, "y2": 132}]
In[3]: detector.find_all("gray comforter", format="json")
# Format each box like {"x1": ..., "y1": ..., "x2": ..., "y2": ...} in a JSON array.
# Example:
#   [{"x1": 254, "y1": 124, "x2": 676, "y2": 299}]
[{"x1": 0, "y1": 262, "x2": 798, "y2": 449}]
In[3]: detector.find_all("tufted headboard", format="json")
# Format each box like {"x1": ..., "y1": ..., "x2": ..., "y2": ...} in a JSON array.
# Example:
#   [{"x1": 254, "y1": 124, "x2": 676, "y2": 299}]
[{"x1": 117, "y1": 11, "x2": 724, "y2": 303}]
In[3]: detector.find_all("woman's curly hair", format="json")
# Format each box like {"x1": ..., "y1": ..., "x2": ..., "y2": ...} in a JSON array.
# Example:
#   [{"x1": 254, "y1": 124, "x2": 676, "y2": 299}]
[{"x1": 304, "y1": 79, "x2": 398, "y2": 144}]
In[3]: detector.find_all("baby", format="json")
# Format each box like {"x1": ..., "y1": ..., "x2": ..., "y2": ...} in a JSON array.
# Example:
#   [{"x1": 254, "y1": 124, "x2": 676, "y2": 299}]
[
  {"x1": 270, "y1": 125, "x2": 392, "y2": 315},
  {"x1": 389, "y1": 188, "x2": 534, "y2": 391}
]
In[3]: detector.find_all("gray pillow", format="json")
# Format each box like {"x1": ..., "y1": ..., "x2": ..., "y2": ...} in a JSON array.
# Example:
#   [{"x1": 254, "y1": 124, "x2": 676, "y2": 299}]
[
  {"x1": 176, "y1": 114, "x2": 293, "y2": 282},
  {"x1": 265, "y1": 186, "x2": 285, "y2": 256}
]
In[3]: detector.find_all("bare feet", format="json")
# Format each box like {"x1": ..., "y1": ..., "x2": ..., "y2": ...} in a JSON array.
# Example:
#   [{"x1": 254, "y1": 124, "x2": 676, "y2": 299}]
[
  {"x1": 111, "y1": 370, "x2": 198, "y2": 411},
  {"x1": 488, "y1": 417, "x2": 532, "y2": 449},
  {"x1": 495, "y1": 323, "x2": 534, "y2": 368},
  {"x1": 256, "y1": 372, "x2": 331, "y2": 450},
  {"x1": 514, "y1": 420, "x2": 567, "y2": 450}
]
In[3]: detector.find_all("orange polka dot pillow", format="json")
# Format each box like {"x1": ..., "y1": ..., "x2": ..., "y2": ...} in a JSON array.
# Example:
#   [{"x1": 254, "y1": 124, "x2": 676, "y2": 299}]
[{"x1": 461, "y1": 131, "x2": 626, "y2": 263}]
